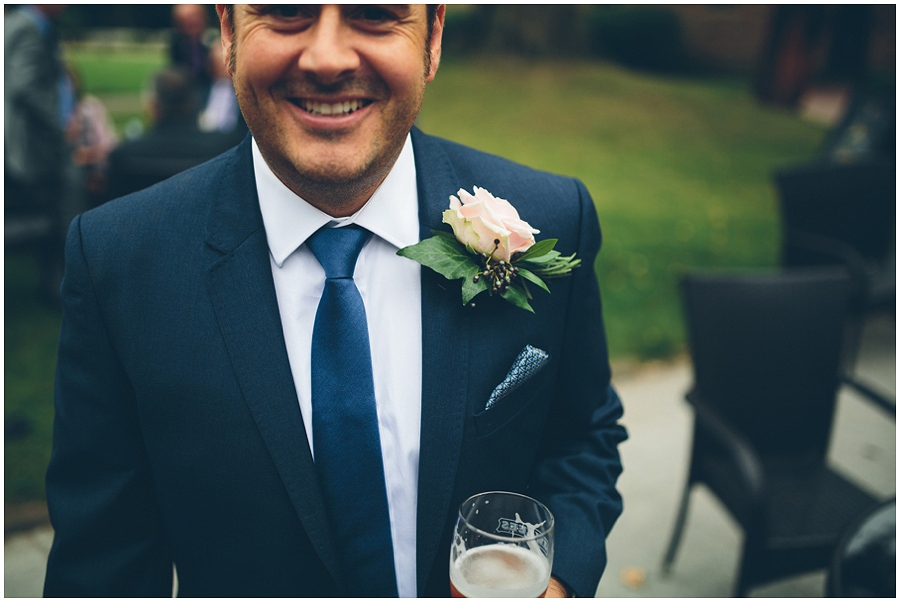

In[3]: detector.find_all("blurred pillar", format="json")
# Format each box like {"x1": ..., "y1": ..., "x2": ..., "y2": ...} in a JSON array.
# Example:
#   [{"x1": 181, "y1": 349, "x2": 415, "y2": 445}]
[{"x1": 754, "y1": 6, "x2": 827, "y2": 107}]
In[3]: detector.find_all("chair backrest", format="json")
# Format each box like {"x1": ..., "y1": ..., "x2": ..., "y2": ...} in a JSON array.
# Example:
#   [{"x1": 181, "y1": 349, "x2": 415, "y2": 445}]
[
  {"x1": 681, "y1": 269, "x2": 854, "y2": 460},
  {"x1": 775, "y1": 160, "x2": 896, "y2": 266}
]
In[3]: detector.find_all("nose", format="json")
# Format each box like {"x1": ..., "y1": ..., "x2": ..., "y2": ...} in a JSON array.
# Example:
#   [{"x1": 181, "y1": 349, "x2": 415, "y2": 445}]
[{"x1": 297, "y1": 6, "x2": 360, "y2": 85}]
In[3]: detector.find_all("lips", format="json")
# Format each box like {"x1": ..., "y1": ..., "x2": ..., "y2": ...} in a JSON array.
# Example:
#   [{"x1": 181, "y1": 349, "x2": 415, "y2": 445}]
[{"x1": 295, "y1": 98, "x2": 372, "y2": 117}]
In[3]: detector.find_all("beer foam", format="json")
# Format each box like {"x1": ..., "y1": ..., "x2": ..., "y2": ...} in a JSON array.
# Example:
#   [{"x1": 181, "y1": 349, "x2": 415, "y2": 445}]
[{"x1": 450, "y1": 543, "x2": 550, "y2": 598}]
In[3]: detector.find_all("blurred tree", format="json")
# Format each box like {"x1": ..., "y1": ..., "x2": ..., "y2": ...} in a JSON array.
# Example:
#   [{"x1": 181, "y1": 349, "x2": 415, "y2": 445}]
[
  {"x1": 440, "y1": 5, "x2": 688, "y2": 74},
  {"x1": 588, "y1": 6, "x2": 687, "y2": 73},
  {"x1": 477, "y1": 5, "x2": 591, "y2": 57},
  {"x1": 442, "y1": 5, "x2": 592, "y2": 58}
]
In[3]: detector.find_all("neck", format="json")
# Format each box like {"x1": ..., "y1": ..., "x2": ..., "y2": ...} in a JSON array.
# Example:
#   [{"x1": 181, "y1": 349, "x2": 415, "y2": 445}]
[{"x1": 287, "y1": 175, "x2": 385, "y2": 218}]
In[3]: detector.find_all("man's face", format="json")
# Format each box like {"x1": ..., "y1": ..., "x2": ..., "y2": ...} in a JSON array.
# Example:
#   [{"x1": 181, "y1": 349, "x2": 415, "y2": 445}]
[{"x1": 218, "y1": 5, "x2": 444, "y2": 213}]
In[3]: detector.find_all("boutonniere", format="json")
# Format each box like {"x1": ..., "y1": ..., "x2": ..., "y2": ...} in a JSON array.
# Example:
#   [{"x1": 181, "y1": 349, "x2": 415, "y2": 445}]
[{"x1": 398, "y1": 186, "x2": 580, "y2": 313}]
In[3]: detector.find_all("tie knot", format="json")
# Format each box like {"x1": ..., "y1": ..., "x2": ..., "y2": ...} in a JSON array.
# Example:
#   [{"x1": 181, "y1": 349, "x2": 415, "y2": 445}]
[{"x1": 307, "y1": 225, "x2": 371, "y2": 279}]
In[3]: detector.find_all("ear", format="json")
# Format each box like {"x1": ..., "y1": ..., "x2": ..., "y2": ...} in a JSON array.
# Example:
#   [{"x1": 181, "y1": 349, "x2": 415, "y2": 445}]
[
  {"x1": 425, "y1": 4, "x2": 446, "y2": 84},
  {"x1": 215, "y1": 4, "x2": 235, "y2": 76}
]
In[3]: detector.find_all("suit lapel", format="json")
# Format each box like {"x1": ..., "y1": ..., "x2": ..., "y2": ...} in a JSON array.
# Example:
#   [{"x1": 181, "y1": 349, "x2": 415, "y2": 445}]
[
  {"x1": 203, "y1": 138, "x2": 342, "y2": 586},
  {"x1": 411, "y1": 128, "x2": 472, "y2": 593}
]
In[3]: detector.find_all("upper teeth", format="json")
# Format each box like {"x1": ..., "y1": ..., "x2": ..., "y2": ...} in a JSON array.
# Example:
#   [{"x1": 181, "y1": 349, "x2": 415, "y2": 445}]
[{"x1": 301, "y1": 99, "x2": 364, "y2": 116}]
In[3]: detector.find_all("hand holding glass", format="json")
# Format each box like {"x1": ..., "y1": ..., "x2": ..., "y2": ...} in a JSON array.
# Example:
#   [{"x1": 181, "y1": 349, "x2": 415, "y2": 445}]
[{"x1": 450, "y1": 491, "x2": 555, "y2": 598}]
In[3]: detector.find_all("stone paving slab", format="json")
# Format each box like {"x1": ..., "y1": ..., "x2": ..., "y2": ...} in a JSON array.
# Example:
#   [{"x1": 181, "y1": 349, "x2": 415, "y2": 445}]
[{"x1": 4, "y1": 526, "x2": 52, "y2": 598}]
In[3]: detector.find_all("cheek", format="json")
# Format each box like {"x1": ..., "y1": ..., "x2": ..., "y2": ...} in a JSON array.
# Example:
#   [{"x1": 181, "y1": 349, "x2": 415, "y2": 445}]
[
  {"x1": 368, "y1": 45, "x2": 428, "y2": 97},
  {"x1": 237, "y1": 62, "x2": 276, "y2": 93},
  {"x1": 234, "y1": 37, "x2": 295, "y2": 91}
]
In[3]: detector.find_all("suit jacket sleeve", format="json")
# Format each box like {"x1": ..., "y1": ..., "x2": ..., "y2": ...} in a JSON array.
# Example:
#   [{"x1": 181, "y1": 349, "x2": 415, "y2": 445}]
[
  {"x1": 528, "y1": 178, "x2": 627, "y2": 597},
  {"x1": 44, "y1": 214, "x2": 174, "y2": 596}
]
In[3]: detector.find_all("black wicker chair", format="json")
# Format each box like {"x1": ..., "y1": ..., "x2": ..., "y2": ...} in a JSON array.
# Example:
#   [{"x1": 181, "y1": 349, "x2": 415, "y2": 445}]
[{"x1": 662, "y1": 269, "x2": 894, "y2": 596}]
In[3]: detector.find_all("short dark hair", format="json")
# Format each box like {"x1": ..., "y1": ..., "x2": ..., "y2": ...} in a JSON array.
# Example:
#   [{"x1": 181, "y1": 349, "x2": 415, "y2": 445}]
[
  {"x1": 426, "y1": 4, "x2": 438, "y2": 37},
  {"x1": 425, "y1": 5, "x2": 438, "y2": 74}
]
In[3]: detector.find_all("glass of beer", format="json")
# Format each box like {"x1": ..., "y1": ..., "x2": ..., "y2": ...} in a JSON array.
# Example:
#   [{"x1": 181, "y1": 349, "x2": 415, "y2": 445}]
[{"x1": 449, "y1": 491, "x2": 554, "y2": 598}]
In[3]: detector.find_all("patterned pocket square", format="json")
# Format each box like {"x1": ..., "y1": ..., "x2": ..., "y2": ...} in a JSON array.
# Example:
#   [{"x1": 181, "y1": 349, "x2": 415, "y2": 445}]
[{"x1": 485, "y1": 345, "x2": 551, "y2": 410}]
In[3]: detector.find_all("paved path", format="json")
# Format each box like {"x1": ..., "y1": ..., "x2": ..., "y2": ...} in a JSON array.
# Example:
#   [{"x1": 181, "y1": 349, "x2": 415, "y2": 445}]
[
  {"x1": 6, "y1": 318, "x2": 894, "y2": 597},
  {"x1": 4, "y1": 527, "x2": 52, "y2": 598}
]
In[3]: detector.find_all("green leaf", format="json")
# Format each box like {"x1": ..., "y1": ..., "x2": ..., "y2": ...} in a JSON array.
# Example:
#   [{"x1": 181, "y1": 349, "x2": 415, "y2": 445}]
[
  {"x1": 397, "y1": 236, "x2": 475, "y2": 280},
  {"x1": 500, "y1": 283, "x2": 535, "y2": 313},
  {"x1": 529, "y1": 254, "x2": 581, "y2": 278},
  {"x1": 520, "y1": 278, "x2": 533, "y2": 299},
  {"x1": 519, "y1": 250, "x2": 561, "y2": 266},
  {"x1": 461, "y1": 265, "x2": 490, "y2": 305},
  {"x1": 517, "y1": 267, "x2": 550, "y2": 293},
  {"x1": 515, "y1": 238, "x2": 558, "y2": 262}
]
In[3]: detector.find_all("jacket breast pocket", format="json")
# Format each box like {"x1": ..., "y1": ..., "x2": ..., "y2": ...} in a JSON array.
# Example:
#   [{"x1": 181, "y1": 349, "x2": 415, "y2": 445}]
[{"x1": 473, "y1": 378, "x2": 545, "y2": 437}]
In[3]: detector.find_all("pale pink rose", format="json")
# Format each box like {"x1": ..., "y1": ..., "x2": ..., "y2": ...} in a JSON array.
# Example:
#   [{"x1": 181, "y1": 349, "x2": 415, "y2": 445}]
[{"x1": 441, "y1": 186, "x2": 540, "y2": 262}]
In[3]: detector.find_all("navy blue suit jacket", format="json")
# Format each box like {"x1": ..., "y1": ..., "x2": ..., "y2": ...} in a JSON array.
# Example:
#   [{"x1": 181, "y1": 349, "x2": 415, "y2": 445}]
[{"x1": 44, "y1": 128, "x2": 626, "y2": 597}]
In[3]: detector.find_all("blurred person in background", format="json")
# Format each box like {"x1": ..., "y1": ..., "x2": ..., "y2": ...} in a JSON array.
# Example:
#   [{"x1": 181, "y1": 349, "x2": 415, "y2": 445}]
[
  {"x1": 106, "y1": 67, "x2": 241, "y2": 199},
  {"x1": 169, "y1": 3, "x2": 212, "y2": 112},
  {"x1": 65, "y1": 67, "x2": 119, "y2": 209},
  {"x1": 4, "y1": 4, "x2": 74, "y2": 304},
  {"x1": 198, "y1": 40, "x2": 247, "y2": 137}
]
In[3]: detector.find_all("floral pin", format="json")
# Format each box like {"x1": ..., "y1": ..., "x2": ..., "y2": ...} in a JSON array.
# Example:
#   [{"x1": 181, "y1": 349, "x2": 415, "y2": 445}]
[{"x1": 397, "y1": 186, "x2": 580, "y2": 313}]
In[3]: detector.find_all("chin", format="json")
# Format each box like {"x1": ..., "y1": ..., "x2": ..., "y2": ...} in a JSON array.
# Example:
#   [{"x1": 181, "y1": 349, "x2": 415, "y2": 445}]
[{"x1": 292, "y1": 156, "x2": 372, "y2": 186}]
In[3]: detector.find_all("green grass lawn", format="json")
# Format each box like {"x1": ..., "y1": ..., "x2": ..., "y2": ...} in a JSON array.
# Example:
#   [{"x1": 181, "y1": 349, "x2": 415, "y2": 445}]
[
  {"x1": 67, "y1": 47, "x2": 167, "y2": 94},
  {"x1": 66, "y1": 46, "x2": 168, "y2": 133},
  {"x1": 5, "y1": 255, "x2": 63, "y2": 503},
  {"x1": 5, "y1": 53, "x2": 826, "y2": 503}
]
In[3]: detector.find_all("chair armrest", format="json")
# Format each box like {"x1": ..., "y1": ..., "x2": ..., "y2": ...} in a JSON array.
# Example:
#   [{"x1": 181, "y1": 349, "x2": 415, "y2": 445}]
[
  {"x1": 686, "y1": 390, "x2": 767, "y2": 507},
  {"x1": 841, "y1": 376, "x2": 896, "y2": 419},
  {"x1": 785, "y1": 229, "x2": 871, "y2": 289}
]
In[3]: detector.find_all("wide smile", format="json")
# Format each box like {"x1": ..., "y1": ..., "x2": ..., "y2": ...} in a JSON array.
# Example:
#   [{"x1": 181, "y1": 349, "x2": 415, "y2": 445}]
[{"x1": 293, "y1": 98, "x2": 373, "y2": 117}]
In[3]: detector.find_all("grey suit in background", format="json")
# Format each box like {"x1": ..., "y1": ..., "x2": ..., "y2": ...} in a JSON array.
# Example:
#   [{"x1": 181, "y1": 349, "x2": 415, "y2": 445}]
[
  {"x1": 4, "y1": 5, "x2": 72, "y2": 302},
  {"x1": 4, "y1": 6, "x2": 65, "y2": 198}
]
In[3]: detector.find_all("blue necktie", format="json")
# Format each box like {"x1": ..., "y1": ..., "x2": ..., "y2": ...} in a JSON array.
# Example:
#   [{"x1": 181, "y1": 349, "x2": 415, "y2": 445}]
[{"x1": 307, "y1": 226, "x2": 398, "y2": 597}]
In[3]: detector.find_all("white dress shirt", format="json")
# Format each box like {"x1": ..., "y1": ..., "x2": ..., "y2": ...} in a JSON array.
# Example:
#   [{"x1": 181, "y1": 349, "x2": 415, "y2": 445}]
[{"x1": 253, "y1": 136, "x2": 422, "y2": 597}]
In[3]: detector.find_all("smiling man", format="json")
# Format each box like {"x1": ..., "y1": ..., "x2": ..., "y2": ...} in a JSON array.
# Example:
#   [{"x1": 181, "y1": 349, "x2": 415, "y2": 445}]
[{"x1": 44, "y1": 4, "x2": 626, "y2": 597}]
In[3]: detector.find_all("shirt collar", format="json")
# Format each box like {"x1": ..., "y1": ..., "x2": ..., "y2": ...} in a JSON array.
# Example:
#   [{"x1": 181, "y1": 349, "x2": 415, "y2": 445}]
[{"x1": 254, "y1": 134, "x2": 420, "y2": 267}]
